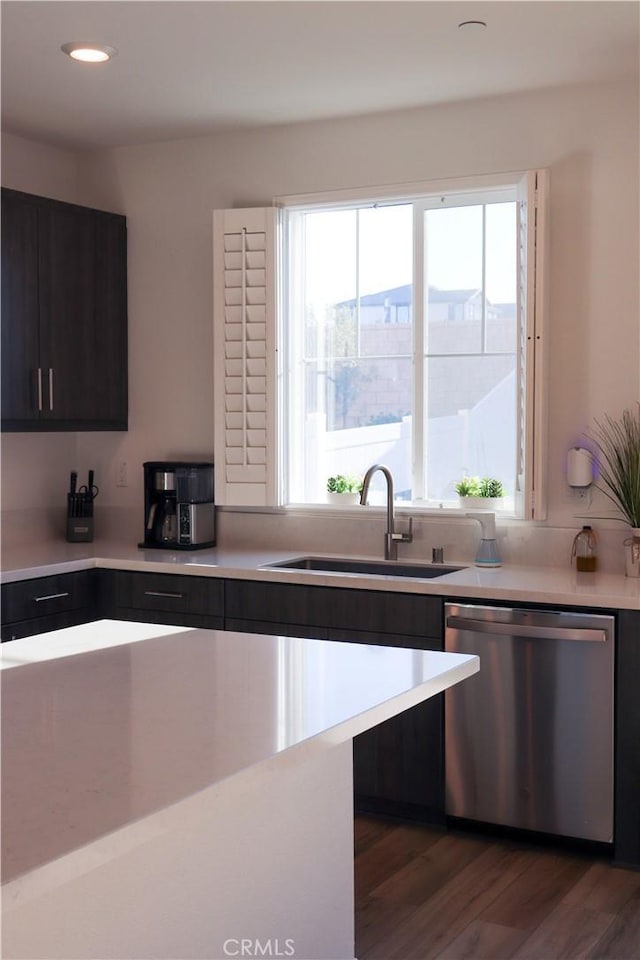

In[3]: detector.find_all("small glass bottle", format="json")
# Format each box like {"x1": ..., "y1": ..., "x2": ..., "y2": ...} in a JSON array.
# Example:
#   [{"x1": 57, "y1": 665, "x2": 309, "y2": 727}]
[{"x1": 571, "y1": 525, "x2": 597, "y2": 572}]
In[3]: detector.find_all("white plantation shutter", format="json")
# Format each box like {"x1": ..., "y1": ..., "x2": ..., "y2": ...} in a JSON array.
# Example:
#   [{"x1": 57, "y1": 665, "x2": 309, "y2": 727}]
[
  {"x1": 213, "y1": 208, "x2": 277, "y2": 506},
  {"x1": 517, "y1": 169, "x2": 549, "y2": 520}
]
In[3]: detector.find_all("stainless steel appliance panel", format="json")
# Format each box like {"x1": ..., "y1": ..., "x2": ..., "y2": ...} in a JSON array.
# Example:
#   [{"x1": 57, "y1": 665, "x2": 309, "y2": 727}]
[
  {"x1": 178, "y1": 501, "x2": 215, "y2": 546},
  {"x1": 445, "y1": 603, "x2": 614, "y2": 842}
]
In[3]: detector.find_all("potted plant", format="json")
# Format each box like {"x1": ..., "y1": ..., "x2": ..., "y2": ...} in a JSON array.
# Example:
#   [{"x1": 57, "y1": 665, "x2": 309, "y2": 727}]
[
  {"x1": 326, "y1": 474, "x2": 363, "y2": 505},
  {"x1": 455, "y1": 475, "x2": 505, "y2": 510},
  {"x1": 587, "y1": 406, "x2": 640, "y2": 576}
]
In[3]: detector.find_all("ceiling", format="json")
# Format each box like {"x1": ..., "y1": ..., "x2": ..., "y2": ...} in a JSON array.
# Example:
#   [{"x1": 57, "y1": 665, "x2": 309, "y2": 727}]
[{"x1": 2, "y1": 1, "x2": 639, "y2": 152}]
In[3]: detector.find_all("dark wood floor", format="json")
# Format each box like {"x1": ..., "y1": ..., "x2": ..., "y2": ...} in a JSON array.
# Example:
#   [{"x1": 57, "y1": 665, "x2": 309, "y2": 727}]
[{"x1": 355, "y1": 816, "x2": 640, "y2": 960}]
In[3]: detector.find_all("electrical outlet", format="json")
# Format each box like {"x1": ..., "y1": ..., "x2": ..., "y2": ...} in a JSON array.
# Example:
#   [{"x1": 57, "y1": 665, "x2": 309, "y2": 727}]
[
  {"x1": 567, "y1": 485, "x2": 590, "y2": 505},
  {"x1": 116, "y1": 461, "x2": 128, "y2": 487}
]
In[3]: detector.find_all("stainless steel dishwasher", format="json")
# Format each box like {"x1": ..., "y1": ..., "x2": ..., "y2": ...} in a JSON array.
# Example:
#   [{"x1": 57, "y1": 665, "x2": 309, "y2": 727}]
[{"x1": 444, "y1": 603, "x2": 614, "y2": 843}]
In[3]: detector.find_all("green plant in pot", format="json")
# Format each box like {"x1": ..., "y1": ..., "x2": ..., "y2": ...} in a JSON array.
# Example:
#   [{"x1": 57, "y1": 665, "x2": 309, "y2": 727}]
[
  {"x1": 587, "y1": 406, "x2": 640, "y2": 576},
  {"x1": 455, "y1": 475, "x2": 504, "y2": 508},
  {"x1": 326, "y1": 474, "x2": 363, "y2": 504}
]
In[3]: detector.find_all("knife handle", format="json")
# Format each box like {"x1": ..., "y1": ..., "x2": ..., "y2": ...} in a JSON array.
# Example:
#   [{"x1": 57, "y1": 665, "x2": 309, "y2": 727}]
[{"x1": 70, "y1": 471, "x2": 77, "y2": 496}]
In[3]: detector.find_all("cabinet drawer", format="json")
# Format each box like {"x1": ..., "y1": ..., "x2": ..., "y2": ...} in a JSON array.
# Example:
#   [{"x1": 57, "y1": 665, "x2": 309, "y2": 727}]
[
  {"x1": 1, "y1": 570, "x2": 96, "y2": 624},
  {"x1": 104, "y1": 571, "x2": 223, "y2": 620},
  {"x1": 328, "y1": 589, "x2": 442, "y2": 638},
  {"x1": 225, "y1": 579, "x2": 442, "y2": 639},
  {"x1": 225, "y1": 581, "x2": 332, "y2": 629}
]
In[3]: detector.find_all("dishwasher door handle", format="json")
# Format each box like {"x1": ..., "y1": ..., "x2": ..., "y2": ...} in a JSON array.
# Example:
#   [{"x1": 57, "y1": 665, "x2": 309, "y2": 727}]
[{"x1": 445, "y1": 615, "x2": 607, "y2": 643}]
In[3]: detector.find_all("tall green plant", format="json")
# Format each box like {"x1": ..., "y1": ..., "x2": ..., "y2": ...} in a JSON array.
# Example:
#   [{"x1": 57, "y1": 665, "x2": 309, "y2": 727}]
[{"x1": 588, "y1": 406, "x2": 640, "y2": 528}]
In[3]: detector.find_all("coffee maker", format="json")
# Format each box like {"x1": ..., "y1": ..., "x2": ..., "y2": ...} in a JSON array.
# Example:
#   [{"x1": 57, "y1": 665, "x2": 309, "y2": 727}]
[{"x1": 140, "y1": 461, "x2": 215, "y2": 549}]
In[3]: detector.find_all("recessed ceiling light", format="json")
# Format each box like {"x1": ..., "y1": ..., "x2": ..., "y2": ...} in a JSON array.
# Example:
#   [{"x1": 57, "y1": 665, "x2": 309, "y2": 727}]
[
  {"x1": 61, "y1": 42, "x2": 117, "y2": 63},
  {"x1": 457, "y1": 20, "x2": 488, "y2": 31}
]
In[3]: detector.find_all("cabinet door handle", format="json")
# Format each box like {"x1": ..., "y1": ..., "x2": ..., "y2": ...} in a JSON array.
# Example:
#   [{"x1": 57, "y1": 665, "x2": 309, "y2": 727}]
[
  {"x1": 144, "y1": 590, "x2": 185, "y2": 600},
  {"x1": 48, "y1": 368, "x2": 54, "y2": 411},
  {"x1": 36, "y1": 368, "x2": 43, "y2": 412},
  {"x1": 34, "y1": 592, "x2": 70, "y2": 602}
]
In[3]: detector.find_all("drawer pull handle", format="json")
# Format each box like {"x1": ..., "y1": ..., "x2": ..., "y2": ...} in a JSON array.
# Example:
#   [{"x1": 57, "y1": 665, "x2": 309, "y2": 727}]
[
  {"x1": 143, "y1": 590, "x2": 185, "y2": 600},
  {"x1": 34, "y1": 592, "x2": 70, "y2": 602}
]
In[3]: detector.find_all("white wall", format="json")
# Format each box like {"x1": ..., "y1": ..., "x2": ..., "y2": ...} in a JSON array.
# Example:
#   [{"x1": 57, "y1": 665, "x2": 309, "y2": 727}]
[
  {"x1": 2, "y1": 80, "x2": 639, "y2": 540},
  {"x1": 1, "y1": 132, "x2": 84, "y2": 203}
]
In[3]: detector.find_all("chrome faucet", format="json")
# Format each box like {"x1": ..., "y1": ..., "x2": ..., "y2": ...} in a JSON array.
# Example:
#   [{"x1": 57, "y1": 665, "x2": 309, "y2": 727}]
[{"x1": 359, "y1": 464, "x2": 413, "y2": 560}]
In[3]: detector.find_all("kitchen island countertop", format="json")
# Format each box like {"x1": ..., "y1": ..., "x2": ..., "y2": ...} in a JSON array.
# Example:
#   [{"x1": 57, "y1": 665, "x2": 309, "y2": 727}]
[{"x1": 1, "y1": 620, "x2": 477, "y2": 960}]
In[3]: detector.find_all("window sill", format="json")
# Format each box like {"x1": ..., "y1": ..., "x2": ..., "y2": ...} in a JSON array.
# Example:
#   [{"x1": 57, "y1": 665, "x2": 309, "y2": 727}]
[
  {"x1": 282, "y1": 502, "x2": 520, "y2": 521},
  {"x1": 216, "y1": 502, "x2": 523, "y2": 521}
]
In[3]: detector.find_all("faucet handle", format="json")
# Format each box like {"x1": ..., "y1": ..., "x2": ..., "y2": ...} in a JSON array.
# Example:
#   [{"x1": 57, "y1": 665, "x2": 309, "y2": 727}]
[{"x1": 391, "y1": 516, "x2": 413, "y2": 543}]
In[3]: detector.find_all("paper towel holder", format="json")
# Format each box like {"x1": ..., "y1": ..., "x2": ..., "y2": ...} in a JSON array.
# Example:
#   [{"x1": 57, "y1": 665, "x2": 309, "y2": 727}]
[{"x1": 567, "y1": 446, "x2": 593, "y2": 488}]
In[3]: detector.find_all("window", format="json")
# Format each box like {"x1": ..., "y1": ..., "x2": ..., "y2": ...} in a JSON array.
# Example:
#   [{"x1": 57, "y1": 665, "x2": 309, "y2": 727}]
[
  {"x1": 212, "y1": 172, "x2": 547, "y2": 519},
  {"x1": 280, "y1": 173, "x2": 547, "y2": 517}
]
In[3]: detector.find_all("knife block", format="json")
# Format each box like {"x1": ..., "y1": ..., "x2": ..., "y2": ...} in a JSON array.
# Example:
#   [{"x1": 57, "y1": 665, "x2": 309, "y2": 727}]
[
  {"x1": 66, "y1": 517, "x2": 93, "y2": 542},
  {"x1": 66, "y1": 493, "x2": 94, "y2": 542}
]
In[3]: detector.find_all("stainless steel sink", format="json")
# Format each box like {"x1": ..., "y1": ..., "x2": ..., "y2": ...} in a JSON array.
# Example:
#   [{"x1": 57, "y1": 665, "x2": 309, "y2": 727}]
[{"x1": 264, "y1": 556, "x2": 466, "y2": 579}]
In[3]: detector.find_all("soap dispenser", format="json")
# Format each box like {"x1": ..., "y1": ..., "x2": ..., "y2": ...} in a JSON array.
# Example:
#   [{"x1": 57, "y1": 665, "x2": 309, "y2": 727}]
[{"x1": 466, "y1": 512, "x2": 502, "y2": 568}]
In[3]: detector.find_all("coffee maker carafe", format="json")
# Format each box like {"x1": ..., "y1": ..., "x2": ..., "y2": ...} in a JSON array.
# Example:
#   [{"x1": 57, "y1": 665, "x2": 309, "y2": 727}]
[
  {"x1": 144, "y1": 468, "x2": 178, "y2": 545},
  {"x1": 141, "y1": 461, "x2": 215, "y2": 550}
]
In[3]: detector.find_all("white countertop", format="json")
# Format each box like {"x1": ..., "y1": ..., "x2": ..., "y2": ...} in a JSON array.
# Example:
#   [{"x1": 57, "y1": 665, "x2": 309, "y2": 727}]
[
  {"x1": 1, "y1": 619, "x2": 478, "y2": 886},
  {"x1": 2, "y1": 539, "x2": 640, "y2": 609}
]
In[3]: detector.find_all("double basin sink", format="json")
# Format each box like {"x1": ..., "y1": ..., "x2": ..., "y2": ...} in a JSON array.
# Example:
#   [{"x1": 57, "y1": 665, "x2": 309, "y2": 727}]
[{"x1": 265, "y1": 556, "x2": 466, "y2": 580}]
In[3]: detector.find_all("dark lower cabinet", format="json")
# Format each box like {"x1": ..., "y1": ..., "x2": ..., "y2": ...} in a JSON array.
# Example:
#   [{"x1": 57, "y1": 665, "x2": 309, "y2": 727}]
[
  {"x1": 1, "y1": 570, "x2": 99, "y2": 642},
  {"x1": 224, "y1": 578, "x2": 442, "y2": 639},
  {"x1": 225, "y1": 579, "x2": 445, "y2": 823},
  {"x1": 100, "y1": 570, "x2": 224, "y2": 629},
  {"x1": 614, "y1": 610, "x2": 640, "y2": 866},
  {"x1": 353, "y1": 696, "x2": 443, "y2": 821}
]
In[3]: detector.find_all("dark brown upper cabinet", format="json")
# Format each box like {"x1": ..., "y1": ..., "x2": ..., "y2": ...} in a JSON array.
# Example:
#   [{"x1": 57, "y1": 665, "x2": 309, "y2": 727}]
[{"x1": 1, "y1": 188, "x2": 128, "y2": 431}]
